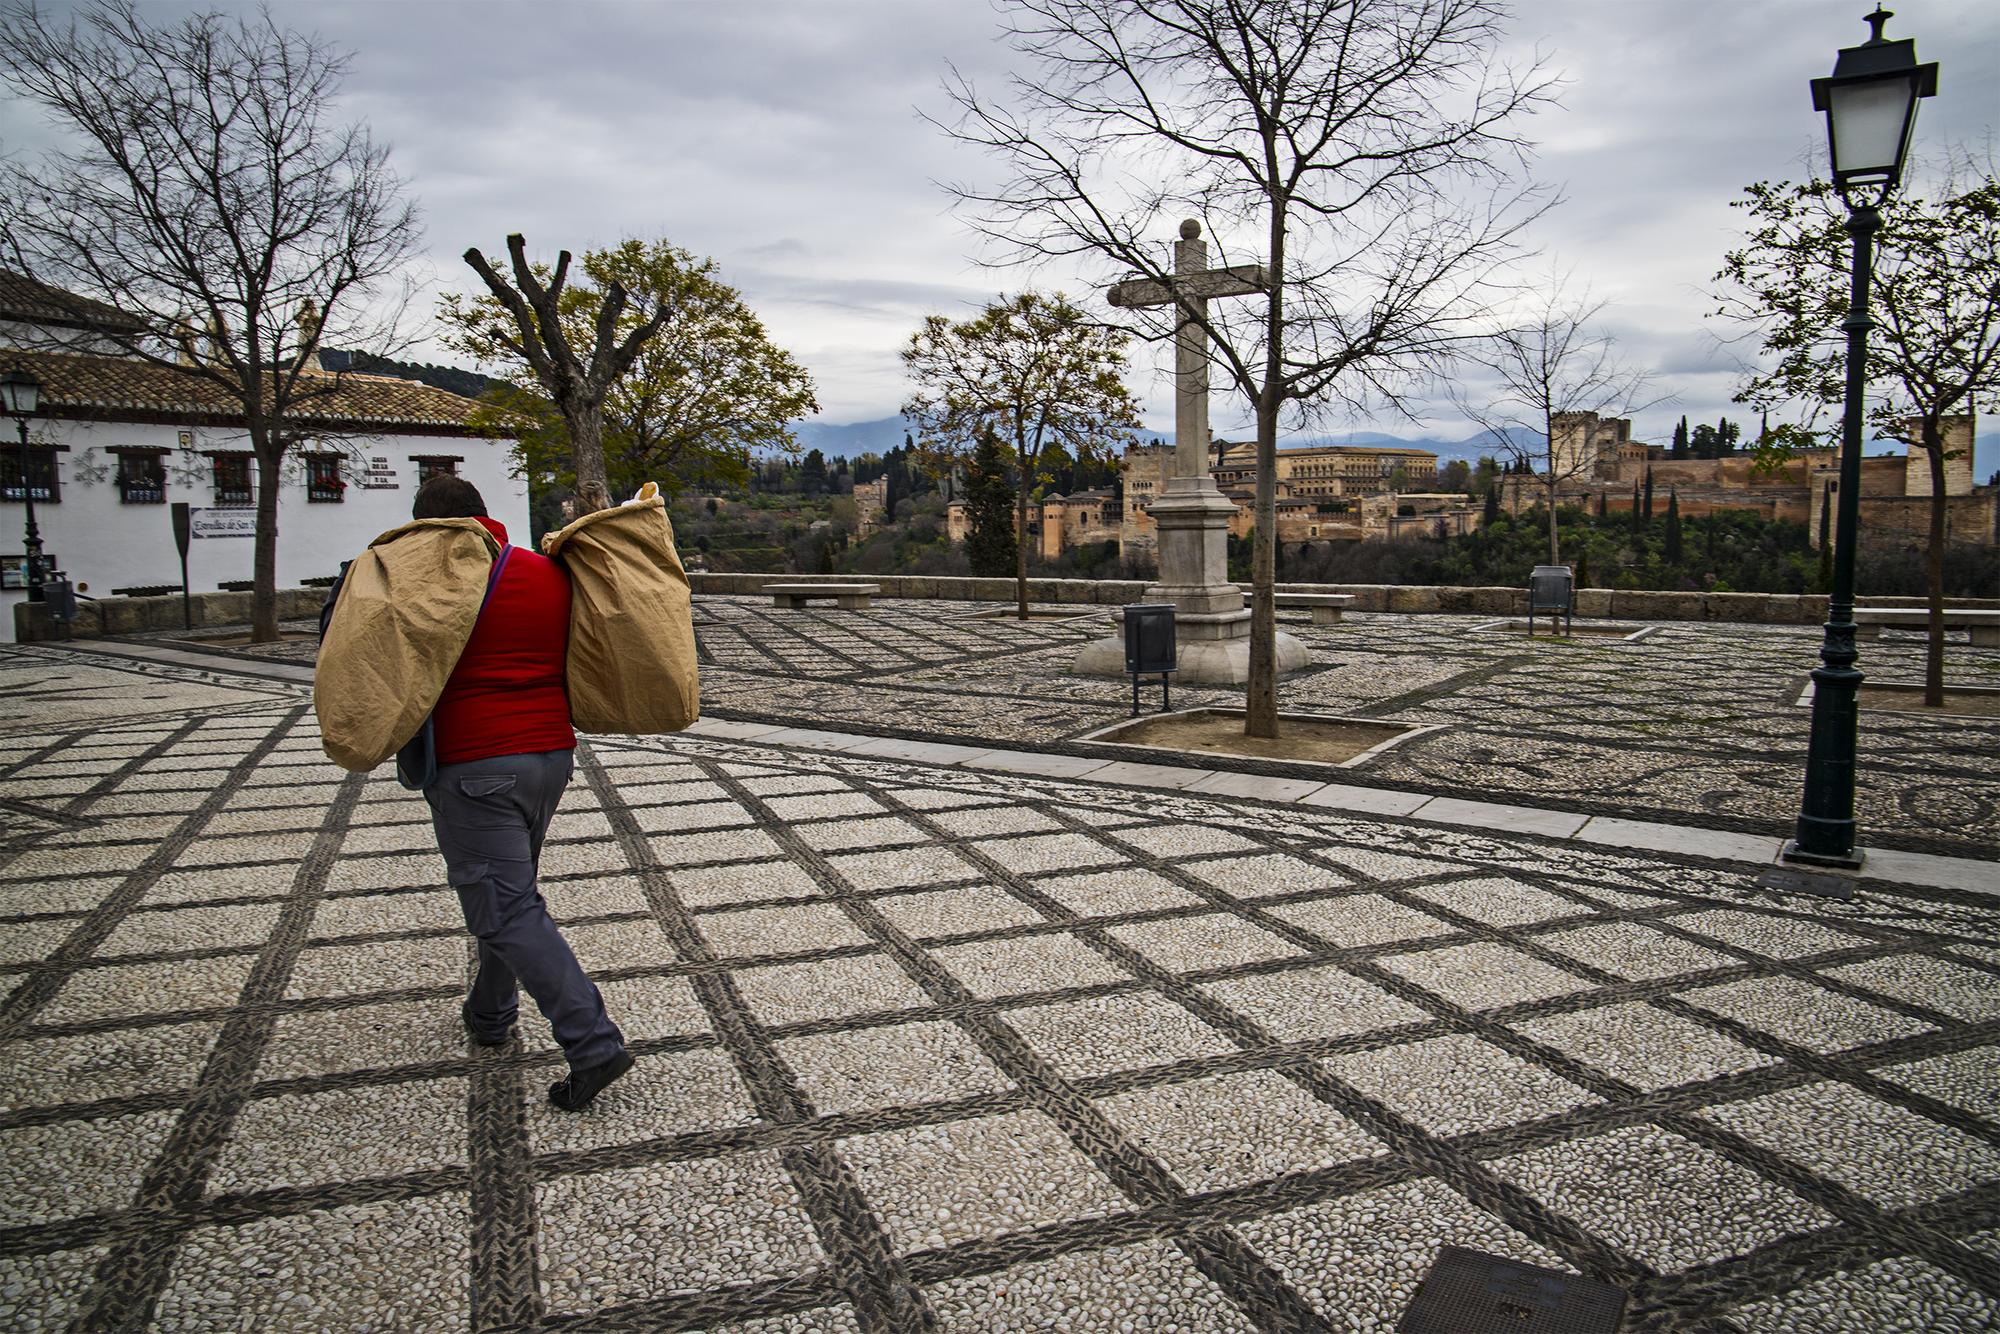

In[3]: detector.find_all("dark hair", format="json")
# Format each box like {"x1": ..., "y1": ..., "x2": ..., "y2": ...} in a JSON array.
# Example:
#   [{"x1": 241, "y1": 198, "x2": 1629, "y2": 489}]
[{"x1": 412, "y1": 474, "x2": 486, "y2": 519}]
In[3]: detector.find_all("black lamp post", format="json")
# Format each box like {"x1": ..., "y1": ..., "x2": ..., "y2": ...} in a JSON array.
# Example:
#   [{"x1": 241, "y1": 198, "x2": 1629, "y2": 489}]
[
  {"x1": 1784, "y1": 7, "x2": 1937, "y2": 870},
  {"x1": 0, "y1": 369, "x2": 45, "y2": 604}
]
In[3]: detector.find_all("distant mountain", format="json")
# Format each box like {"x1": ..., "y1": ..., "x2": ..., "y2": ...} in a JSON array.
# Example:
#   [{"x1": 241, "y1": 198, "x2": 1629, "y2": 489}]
[
  {"x1": 319, "y1": 350, "x2": 501, "y2": 401},
  {"x1": 788, "y1": 416, "x2": 915, "y2": 459}
]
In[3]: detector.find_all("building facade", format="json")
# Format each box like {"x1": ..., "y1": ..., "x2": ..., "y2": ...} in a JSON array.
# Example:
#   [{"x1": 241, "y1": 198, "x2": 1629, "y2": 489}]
[
  {"x1": 947, "y1": 437, "x2": 1460, "y2": 561},
  {"x1": 1, "y1": 277, "x2": 522, "y2": 640}
]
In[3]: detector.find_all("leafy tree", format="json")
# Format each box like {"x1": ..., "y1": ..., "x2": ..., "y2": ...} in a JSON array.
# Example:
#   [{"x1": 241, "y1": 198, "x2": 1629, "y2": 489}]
[
  {"x1": 942, "y1": 0, "x2": 1553, "y2": 735},
  {"x1": 1438, "y1": 459, "x2": 1471, "y2": 492},
  {"x1": 961, "y1": 430, "x2": 1018, "y2": 577},
  {"x1": 0, "y1": 0, "x2": 420, "y2": 641},
  {"x1": 444, "y1": 237, "x2": 815, "y2": 509},
  {"x1": 1458, "y1": 268, "x2": 1659, "y2": 565},
  {"x1": 902, "y1": 291, "x2": 1140, "y2": 617},
  {"x1": 1715, "y1": 158, "x2": 2000, "y2": 706}
]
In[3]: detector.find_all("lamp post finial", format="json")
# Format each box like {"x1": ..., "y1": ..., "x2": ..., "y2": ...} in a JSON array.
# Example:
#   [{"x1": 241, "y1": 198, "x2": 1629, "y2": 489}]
[{"x1": 1864, "y1": 6, "x2": 1893, "y2": 43}]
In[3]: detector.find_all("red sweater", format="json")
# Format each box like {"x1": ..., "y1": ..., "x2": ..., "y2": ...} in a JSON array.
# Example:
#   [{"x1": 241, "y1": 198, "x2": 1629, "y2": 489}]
[{"x1": 433, "y1": 517, "x2": 576, "y2": 764}]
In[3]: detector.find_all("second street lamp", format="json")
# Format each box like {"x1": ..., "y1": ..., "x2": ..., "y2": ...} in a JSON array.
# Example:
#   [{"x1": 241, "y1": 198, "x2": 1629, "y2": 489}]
[
  {"x1": 0, "y1": 368, "x2": 46, "y2": 604},
  {"x1": 1784, "y1": 7, "x2": 1938, "y2": 870}
]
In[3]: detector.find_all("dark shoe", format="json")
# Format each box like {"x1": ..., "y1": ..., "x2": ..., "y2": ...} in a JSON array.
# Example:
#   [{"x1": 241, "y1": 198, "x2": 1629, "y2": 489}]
[
  {"x1": 461, "y1": 1001, "x2": 514, "y2": 1048},
  {"x1": 549, "y1": 1050, "x2": 634, "y2": 1111}
]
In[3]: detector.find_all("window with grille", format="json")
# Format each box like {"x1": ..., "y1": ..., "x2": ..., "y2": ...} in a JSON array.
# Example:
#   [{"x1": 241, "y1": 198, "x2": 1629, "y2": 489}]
[
  {"x1": 211, "y1": 454, "x2": 252, "y2": 506},
  {"x1": 306, "y1": 455, "x2": 345, "y2": 503},
  {"x1": 0, "y1": 448, "x2": 59, "y2": 503},
  {"x1": 116, "y1": 451, "x2": 167, "y2": 504}
]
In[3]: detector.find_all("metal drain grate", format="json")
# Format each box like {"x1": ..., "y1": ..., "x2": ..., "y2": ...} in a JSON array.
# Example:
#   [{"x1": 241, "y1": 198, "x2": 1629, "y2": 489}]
[{"x1": 1398, "y1": 1246, "x2": 1626, "y2": 1333}]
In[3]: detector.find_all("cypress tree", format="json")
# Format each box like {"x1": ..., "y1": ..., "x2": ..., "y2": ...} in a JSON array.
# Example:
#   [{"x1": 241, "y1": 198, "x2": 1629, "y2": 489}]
[
  {"x1": 1663, "y1": 489, "x2": 1683, "y2": 565},
  {"x1": 1482, "y1": 485, "x2": 1500, "y2": 525},
  {"x1": 1642, "y1": 468, "x2": 1654, "y2": 524},
  {"x1": 963, "y1": 430, "x2": 1018, "y2": 577},
  {"x1": 1671, "y1": 415, "x2": 1689, "y2": 458},
  {"x1": 1629, "y1": 480, "x2": 1642, "y2": 533}
]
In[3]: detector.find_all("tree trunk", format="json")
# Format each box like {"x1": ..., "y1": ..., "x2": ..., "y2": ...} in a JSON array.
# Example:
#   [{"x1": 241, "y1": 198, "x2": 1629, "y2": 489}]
[
  {"x1": 567, "y1": 398, "x2": 613, "y2": 515},
  {"x1": 1247, "y1": 386, "x2": 1279, "y2": 738},
  {"x1": 1014, "y1": 463, "x2": 1030, "y2": 619},
  {"x1": 1923, "y1": 417, "x2": 1947, "y2": 708},
  {"x1": 1546, "y1": 475, "x2": 1559, "y2": 565},
  {"x1": 1246, "y1": 199, "x2": 1286, "y2": 740},
  {"x1": 250, "y1": 439, "x2": 282, "y2": 643}
]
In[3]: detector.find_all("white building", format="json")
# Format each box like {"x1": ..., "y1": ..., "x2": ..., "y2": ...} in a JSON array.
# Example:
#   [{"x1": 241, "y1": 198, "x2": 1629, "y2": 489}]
[{"x1": 1, "y1": 272, "x2": 523, "y2": 641}]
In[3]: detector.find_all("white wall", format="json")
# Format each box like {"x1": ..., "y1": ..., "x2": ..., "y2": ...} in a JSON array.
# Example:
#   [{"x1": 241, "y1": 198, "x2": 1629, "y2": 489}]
[{"x1": 1, "y1": 418, "x2": 525, "y2": 641}]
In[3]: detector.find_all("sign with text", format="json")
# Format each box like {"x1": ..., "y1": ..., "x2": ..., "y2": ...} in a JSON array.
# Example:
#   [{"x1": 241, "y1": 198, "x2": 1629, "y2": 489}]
[
  {"x1": 188, "y1": 507, "x2": 256, "y2": 539},
  {"x1": 355, "y1": 455, "x2": 398, "y2": 489}
]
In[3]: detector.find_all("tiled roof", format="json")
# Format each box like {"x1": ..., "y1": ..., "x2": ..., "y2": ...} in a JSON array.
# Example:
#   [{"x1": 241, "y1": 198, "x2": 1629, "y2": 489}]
[
  {"x1": 0, "y1": 269, "x2": 150, "y2": 333},
  {"x1": 2, "y1": 347, "x2": 488, "y2": 433}
]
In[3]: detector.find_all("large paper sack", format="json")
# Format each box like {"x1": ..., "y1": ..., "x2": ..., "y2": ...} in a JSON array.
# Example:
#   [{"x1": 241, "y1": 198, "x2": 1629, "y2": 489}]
[
  {"x1": 543, "y1": 492, "x2": 699, "y2": 733},
  {"x1": 315, "y1": 518, "x2": 499, "y2": 771}
]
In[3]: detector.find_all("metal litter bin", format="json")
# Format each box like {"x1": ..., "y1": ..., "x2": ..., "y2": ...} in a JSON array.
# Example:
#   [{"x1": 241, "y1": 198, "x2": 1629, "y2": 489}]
[{"x1": 1123, "y1": 603, "x2": 1177, "y2": 715}]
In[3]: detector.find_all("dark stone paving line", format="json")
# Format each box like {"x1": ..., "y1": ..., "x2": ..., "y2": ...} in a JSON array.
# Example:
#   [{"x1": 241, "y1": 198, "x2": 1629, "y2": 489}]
[
  {"x1": 927, "y1": 795, "x2": 1670, "y2": 1309},
  {"x1": 698, "y1": 757, "x2": 1335, "y2": 1333},
  {"x1": 71, "y1": 728, "x2": 363, "y2": 1332},
  {"x1": 1286, "y1": 852, "x2": 2000, "y2": 1307},
  {"x1": 0, "y1": 705, "x2": 309, "y2": 1039},
  {"x1": 581, "y1": 742, "x2": 939, "y2": 1334},
  {"x1": 56, "y1": 717, "x2": 211, "y2": 821},
  {"x1": 465, "y1": 930, "x2": 545, "y2": 1331}
]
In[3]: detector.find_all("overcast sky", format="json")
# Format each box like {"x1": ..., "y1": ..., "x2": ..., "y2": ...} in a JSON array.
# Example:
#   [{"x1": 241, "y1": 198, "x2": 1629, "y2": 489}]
[{"x1": 9, "y1": 1, "x2": 2000, "y2": 469}]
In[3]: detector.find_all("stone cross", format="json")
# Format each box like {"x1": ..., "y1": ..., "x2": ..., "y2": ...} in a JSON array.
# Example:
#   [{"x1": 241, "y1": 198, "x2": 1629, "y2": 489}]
[{"x1": 1107, "y1": 219, "x2": 1265, "y2": 484}]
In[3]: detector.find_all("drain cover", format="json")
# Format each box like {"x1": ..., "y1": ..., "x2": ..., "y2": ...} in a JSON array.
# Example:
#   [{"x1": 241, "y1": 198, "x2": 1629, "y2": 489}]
[{"x1": 1398, "y1": 1247, "x2": 1626, "y2": 1333}]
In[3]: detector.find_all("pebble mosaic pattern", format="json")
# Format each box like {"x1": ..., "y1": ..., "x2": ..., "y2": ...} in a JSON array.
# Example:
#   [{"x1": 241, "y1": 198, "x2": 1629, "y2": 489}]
[
  {"x1": 0, "y1": 644, "x2": 1997, "y2": 1330},
  {"x1": 674, "y1": 600, "x2": 2000, "y2": 856}
]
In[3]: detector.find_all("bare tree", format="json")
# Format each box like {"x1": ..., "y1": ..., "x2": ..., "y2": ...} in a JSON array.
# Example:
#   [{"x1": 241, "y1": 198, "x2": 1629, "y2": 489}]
[
  {"x1": 941, "y1": 0, "x2": 1555, "y2": 736},
  {"x1": 459, "y1": 235, "x2": 676, "y2": 516},
  {"x1": 0, "y1": 0, "x2": 421, "y2": 641},
  {"x1": 1455, "y1": 271, "x2": 1659, "y2": 564}
]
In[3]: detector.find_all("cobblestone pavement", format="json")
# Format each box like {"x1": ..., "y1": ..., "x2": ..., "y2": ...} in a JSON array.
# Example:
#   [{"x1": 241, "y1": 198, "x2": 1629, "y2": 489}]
[
  {"x1": 2, "y1": 645, "x2": 1998, "y2": 1331},
  {"x1": 148, "y1": 596, "x2": 2000, "y2": 859}
]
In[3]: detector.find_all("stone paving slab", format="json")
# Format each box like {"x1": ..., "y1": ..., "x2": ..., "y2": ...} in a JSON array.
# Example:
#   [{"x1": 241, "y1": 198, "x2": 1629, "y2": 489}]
[{"x1": 2, "y1": 645, "x2": 1998, "y2": 1331}]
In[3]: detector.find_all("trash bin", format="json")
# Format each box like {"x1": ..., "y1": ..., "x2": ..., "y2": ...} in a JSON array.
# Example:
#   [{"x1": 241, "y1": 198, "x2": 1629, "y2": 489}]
[{"x1": 1123, "y1": 603, "x2": 1177, "y2": 715}]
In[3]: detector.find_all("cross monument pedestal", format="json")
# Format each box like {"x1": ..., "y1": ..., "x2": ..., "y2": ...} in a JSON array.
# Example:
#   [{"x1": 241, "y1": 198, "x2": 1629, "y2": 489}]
[{"x1": 1074, "y1": 219, "x2": 1308, "y2": 685}]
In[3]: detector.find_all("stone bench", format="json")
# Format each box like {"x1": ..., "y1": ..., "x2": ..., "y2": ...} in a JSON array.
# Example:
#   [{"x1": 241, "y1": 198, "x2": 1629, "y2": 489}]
[
  {"x1": 1272, "y1": 592, "x2": 1356, "y2": 625},
  {"x1": 765, "y1": 582, "x2": 880, "y2": 610},
  {"x1": 1854, "y1": 607, "x2": 1999, "y2": 647}
]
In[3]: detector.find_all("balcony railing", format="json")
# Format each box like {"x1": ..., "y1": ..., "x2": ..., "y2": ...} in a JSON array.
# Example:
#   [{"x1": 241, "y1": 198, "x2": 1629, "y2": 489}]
[{"x1": 119, "y1": 479, "x2": 166, "y2": 505}]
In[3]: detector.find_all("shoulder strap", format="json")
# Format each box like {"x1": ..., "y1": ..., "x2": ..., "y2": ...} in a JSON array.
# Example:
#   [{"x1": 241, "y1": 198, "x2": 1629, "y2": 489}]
[{"x1": 475, "y1": 544, "x2": 513, "y2": 620}]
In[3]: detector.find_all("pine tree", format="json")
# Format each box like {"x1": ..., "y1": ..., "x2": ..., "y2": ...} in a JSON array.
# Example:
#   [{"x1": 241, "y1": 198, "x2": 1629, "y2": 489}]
[
  {"x1": 1663, "y1": 489, "x2": 1683, "y2": 565},
  {"x1": 963, "y1": 430, "x2": 1018, "y2": 577}
]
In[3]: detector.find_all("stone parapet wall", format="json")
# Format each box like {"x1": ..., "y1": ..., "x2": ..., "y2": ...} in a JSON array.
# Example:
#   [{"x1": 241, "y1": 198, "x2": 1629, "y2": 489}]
[
  {"x1": 15, "y1": 587, "x2": 329, "y2": 643},
  {"x1": 693, "y1": 573, "x2": 1996, "y2": 625}
]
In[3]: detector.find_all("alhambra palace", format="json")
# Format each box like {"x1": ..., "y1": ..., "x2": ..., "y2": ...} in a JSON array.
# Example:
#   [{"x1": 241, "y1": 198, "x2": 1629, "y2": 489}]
[{"x1": 944, "y1": 412, "x2": 1997, "y2": 560}]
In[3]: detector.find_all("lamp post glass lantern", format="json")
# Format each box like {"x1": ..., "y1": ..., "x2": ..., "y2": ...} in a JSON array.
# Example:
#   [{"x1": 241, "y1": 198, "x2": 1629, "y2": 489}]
[
  {"x1": 1, "y1": 369, "x2": 46, "y2": 603},
  {"x1": 1784, "y1": 7, "x2": 1937, "y2": 870}
]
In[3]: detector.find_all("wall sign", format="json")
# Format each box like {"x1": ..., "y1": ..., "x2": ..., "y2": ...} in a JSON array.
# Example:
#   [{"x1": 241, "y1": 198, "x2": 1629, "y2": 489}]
[
  {"x1": 355, "y1": 455, "x2": 399, "y2": 489},
  {"x1": 188, "y1": 507, "x2": 256, "y2": 539}
]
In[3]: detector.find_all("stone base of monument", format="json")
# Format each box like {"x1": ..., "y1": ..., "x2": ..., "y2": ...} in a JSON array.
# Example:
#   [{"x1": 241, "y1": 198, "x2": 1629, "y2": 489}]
[{"x1": 1072, "y1": 611, "x2": 1309, "y2": 686}]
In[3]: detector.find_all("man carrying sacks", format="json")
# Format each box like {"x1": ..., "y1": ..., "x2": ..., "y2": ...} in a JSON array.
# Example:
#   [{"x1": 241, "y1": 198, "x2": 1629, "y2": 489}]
[{"x1": 318, "y1": 476, "x2": 633, "y2": 1111}]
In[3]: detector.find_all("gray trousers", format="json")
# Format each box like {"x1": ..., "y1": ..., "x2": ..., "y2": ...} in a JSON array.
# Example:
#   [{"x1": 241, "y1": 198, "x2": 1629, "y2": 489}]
[{"x1": 424, "y1": 749, "x2": 625, "y2": 1071}]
